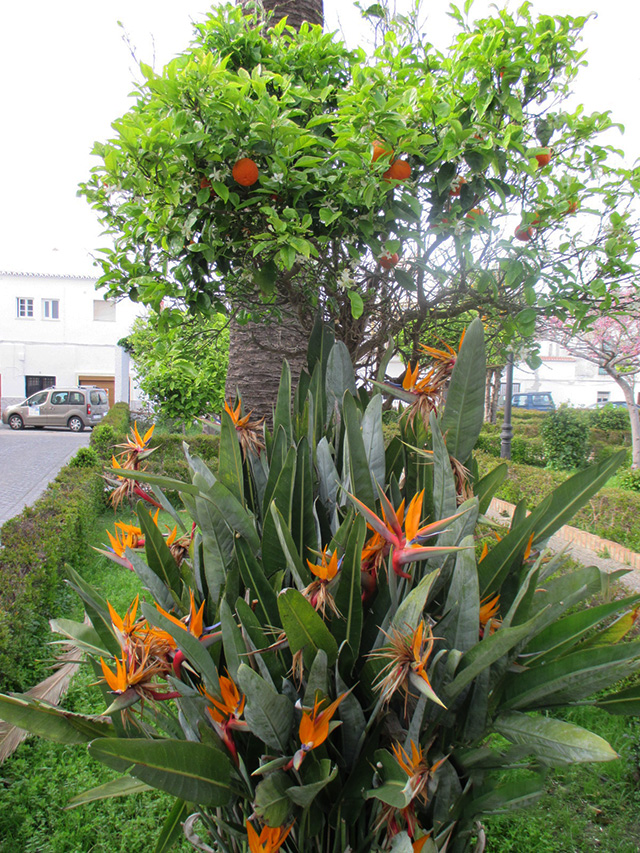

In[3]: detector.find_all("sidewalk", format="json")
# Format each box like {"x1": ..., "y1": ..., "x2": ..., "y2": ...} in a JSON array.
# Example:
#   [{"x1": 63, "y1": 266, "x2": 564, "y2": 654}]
[{"x1": 487, "y1": 497, "x2": 640, "y2": 594}]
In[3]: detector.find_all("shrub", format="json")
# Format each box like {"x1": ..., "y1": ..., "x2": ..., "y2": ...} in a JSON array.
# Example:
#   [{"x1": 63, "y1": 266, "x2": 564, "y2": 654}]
[
  {"x1": 90, "y1": 423, "x2": 118, "y2": 459},
  {"x1": 540, "y1": 405, "x2": 590, "y2": 470},
  {"x1": 2, "y1": 319, "x2": 637, "y2": 853},
  {"x1": 589, "y1": 405, "x2": 631, "y2": 431},
  {"x1": 0, "y1": 467, "x2": 104, "y2": 692},
  {"x1": 616, "y1": 468, "x2": 640, "y2": 493},
  {"x1": 68, "y1": 446, "x2": 101, "y2": 469}
]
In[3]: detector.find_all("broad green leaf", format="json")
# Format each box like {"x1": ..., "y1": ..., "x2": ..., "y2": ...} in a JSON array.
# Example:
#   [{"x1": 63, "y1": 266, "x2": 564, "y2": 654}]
[
  {"x1": 307, "y1": 315, "x2": 335, "y2": 375},
  {"x1": 445, "y1": 608, "x2": 550, "y2": 700},
  {"x1": 65, "y1": 775, "x2": 153, "y2": 809},
  {"x1": 595, "y1": 684, "x2": 640, "y2": 715},
  {"x1": 304, "y1": 650, "x2": 329, "y2": 707},
  {"x1": 392, "y1": 570, "x2": 440, "y2": 631},
  {"x1": 526, "y1": 452, "x2": 627, "y2": 548},
  {"x1": 523, "y1": 595, "x2": 640, "y2": 662},
  {"x1": 270, "y1": 503, "x2": 312, "y2": 588},
  {"x1": 287, "y1": 760, "x2": 338, "y2": 807},
  {"x1": 125, "y1": 549, "x2": 175, "y2": 612},
  {"x1": 154, "y1": 799, "x2": 190, "y2": 853},
  {"x1": 273, "y1": 360, "x2": 293, "y2": 446},
  {"x1": 466, "y1": 775, "x2": 544, "y2": 816},
  {"x1": 235, "y1": 537, "x2": 279, "y2": 628},
  {"x1": 430, "y1": 412, "x2": 458, "y2": 522},
  {"x1": 442, "y1": 537, "x2": 479, "y2": 653},
  {"x1": 0, "y1": 694, "x2": 114, "y2": 744},
  {"x1": 343, "y1": 391, "x2": 376, "y2": 511},
  {"x1": 291, "y1": 436, "x2": 317, "y2": 565},
  {"x1": 141, "y1": 602, "x2": 220, "y2": 695},
  {"x1": 495, "y1": 711, "x2": 618, "y2": 765},
  {"x1": 278, "y1": 588, "x2": 338, "y2": 668},
  {"x1": 137, "y1": 502, "x2": 182, "y2": 599},
  {"x1": 63, "y1": 567, "x2": 121, "y2": 657},
  {"x1": 254, "y1": 771, "x2": 294, "y2": 826},
  {"x1": 366, "y1": 749, "x2": 411, "y2": 808},
  {"x1": 501, "y1": 640, "x2": 640, "y2": 710},
  {"x1": 262, "y1": 446, "x2": 297, "y2": 576},
  {"x1": 326, "y1": 341, "x2": 356, "y2": 420},
  {"x1": 237, "y1": 664, "x2": 294, "y2": 751},
  {"x1": 89, "y1": 738, "x2": 233, "y2": 806},
  {"x1": 218, "y1": 409, "x2": 245, "y2": 504},
  {"x1": 208, "y1": 481, "x2": 260, "y2": 553},
  {"x1": 219, "y1": 599, "x2": 246, "y2": 681},
  {"x1": 333, "y1": 515, "x2": 366, "y2": 666},
  {"x1": 49, "y1": 617, "x2": 109, "y2": 657},
  {"x1": 440, "y1": 317, "x2": 486, "y2": 464},
  {"x1": 475, "y1": 463, "x2": 508, "y2": 515},
  {"x1": 361, "y1": 394, "x2": 386, "y2": 490}
]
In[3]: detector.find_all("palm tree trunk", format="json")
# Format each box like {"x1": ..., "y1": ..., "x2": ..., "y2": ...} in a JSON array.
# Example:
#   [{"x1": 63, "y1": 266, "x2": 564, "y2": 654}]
[{"x1": 226, "y1": 0, "x2": 324, "y2": 420}]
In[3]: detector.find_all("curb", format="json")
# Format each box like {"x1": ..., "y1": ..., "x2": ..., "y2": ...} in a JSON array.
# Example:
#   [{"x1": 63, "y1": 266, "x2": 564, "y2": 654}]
[{"x1": 489, "y1": 497, "x2": 640, "y2": 570}]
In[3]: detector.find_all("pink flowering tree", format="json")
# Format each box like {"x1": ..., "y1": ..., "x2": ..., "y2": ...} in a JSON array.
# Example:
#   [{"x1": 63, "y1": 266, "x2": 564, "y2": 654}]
[{"x1": 544, "y1": 303, "x2": 640, "y2": 467}]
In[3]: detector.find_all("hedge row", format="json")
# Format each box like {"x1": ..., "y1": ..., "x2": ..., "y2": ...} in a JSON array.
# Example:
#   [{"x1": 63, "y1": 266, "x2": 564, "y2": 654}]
[
  {"x1": 0, "y1": 465, "x2": 104, "y2": 693},
  {"x1": 477, "y1": 451, "x2": 640, "y2": 553}
]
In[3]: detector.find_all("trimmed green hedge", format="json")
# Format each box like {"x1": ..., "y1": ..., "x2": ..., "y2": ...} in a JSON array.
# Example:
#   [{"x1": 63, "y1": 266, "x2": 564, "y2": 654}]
[{"x1": 0, "y1": 464, "x2": 104, "y2": 693}]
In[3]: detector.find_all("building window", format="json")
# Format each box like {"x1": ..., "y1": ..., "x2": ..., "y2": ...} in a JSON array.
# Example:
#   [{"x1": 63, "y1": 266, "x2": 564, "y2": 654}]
[
  {"x1": 42, "y1": 298, "x2": 60, "y2": 320},
  {"x1": 93, "y1": 299, "x2": 116, "y2": 322},
  {"x1": 597, "y1": 391, "x2": 610, "y2": 404},
  {"x1": 17, "y1": 297, "x2": 34, "y2": 318},
  {"x1": 25, "y1": 375, "x2": 56, "y2": 396},
  {"x1": 500, "y1": 382, "x2": 520, "y2": 395}
]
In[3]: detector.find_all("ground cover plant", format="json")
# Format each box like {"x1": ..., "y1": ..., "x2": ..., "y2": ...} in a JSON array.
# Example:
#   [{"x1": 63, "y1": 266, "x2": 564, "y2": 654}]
[{"x1": 2, "y1": 320, "x2": 640, "y2": 853}]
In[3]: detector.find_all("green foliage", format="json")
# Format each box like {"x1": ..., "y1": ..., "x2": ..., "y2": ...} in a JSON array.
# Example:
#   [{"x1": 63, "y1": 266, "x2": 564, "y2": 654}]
[
  {"x1": 126, "y1": 312, "x2": 229, "y2": 424},
  {"x1": 91, "y1": 423, "x2": 119, "y2": 460},
  {"x1": 0, "y1": 468, "x2": 104, "y2": 693},
  {"x1": 79, "y1": 2, "x2": 640, "y2": 362},
  {"x1": 2, "y1": 319, "x2": 637, "y2": 853},
  {"x1": 69, "y1": 446, "x2": 101, "y2": 469},
  {"x1": 540, "y1": 406, "x2": 590, "y2": 470},
  {"x1": 615, "y1": 468, "x2": 640, "y2": 494},
  {"x1": 589, "y1": 405, "x2": 631, "y2": 431}
]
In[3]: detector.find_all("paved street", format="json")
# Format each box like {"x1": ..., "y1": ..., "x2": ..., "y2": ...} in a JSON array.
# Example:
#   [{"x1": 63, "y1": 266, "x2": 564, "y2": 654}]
[{"x1": 0, "y1": 425, "x2": 90, "y2": 527}]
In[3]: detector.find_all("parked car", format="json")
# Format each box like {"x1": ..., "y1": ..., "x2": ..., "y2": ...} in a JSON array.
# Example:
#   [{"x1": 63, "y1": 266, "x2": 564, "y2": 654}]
[
  {"x1": 511, "y1": 392, "x2": 556, "y2": 412},
  {"x1": 2, "y1": 386, "x2": 110, "y2": 432}
]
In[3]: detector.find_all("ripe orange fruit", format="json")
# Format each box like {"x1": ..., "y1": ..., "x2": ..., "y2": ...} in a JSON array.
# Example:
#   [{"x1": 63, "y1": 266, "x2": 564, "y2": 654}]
[
  {"x1": 566, "y1": 199, "x2": 578, "y2": 214},
  {"x1": 514, "y1": 222, "x2": 535, "y2": 241},
  {"x1": 449, "y1": 176, "x2": 467, "y2": 196},
  {"x1": 200, "y1": 176, "x2": 211, "y2": 189},
  {"x1": 465, "y1": 207, "x2": 484, "y2": 220},
  {"x1": 379, "y1": 251, "x2": 399, "y2": 270},
  {"x1": 535, "y1": 149, "x2": 552, "y2": 168},
  {"x1": 232, "y1": 158, "x2": 259, "y2": 187},
  {"x1": 383, "y1": 159, "x2": 411, "y2": 181},
  {"x1": 372, "y1": 140, "x2": 392, "y2": 162}
]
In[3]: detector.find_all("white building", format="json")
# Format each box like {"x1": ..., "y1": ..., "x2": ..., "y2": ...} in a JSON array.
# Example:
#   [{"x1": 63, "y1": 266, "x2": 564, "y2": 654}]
[
  {"x1": 510, "y1": 339, "x2": 633, "y2": 408},
  {"x1": 0, "y1": 264, "x2": 142, "y2": 410}
]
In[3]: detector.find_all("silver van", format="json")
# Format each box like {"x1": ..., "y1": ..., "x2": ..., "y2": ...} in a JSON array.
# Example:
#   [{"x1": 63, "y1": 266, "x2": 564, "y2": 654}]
[{"x1": 2, "y1": 386, "x2": 110, "y2": 432}]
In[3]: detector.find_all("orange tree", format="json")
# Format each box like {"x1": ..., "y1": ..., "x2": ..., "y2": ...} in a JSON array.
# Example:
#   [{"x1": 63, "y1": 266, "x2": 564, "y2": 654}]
[{"x1": 79, "y1": 2, "x2": 640, "y2": 383}]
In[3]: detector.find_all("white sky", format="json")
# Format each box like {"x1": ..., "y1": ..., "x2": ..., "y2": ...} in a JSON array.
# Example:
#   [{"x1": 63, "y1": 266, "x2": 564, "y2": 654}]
[{"x1": 1, "y1": 0, "x2": 638, "y2": 275}]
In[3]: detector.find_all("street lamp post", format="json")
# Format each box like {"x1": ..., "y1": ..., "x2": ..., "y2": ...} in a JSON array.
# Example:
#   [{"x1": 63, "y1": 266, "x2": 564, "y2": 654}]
[{"x1": 501, "y1": 352, "x2": 514, "y2": 459}]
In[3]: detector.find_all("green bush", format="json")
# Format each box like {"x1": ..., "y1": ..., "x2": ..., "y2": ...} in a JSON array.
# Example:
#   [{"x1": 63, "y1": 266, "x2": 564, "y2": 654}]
[
  {"x1": 589, "y1": 405, "x2": 631, "y2": 431},
  {"x1": 90, "y1": 423, "x2": 118, "y2": 459},
  {"x1": 69, "y1": 446, "x2": 101, "y2": 469},
  {"x1": 616, "y1": 468, "x2": 640, "y2": 493},
  {"x1": 540, "y1": 406, "x2": 590, "y2": 470},
  {"x1": 511, "y1": 435, "x2": 546, "y2": 467},
  {"x1": 0, "y1": 467, "x2": 104, "y2": 693}
]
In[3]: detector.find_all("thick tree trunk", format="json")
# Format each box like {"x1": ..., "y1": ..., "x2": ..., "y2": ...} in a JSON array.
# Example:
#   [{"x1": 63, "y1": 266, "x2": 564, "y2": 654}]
[
  {"x1": 226, "y1": 0, "x2": 324, "y2": 420},
  {"x1": 608, "y1": 371, "x2": 640, "y2": 469},
  {"x1": 225, "y1": 311, "x2": 310, "y2": 418}
]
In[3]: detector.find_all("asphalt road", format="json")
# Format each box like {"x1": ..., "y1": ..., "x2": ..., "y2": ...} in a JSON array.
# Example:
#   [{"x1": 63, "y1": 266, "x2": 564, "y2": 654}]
[{"x1": 0, "y1": 424, "x2": 91, "y2": 527}]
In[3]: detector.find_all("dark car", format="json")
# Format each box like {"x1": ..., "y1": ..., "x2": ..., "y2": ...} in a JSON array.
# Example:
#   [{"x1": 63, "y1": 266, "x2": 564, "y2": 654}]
[{"x1": 511, "y1": 392, "x2": 555, "y2": 412}]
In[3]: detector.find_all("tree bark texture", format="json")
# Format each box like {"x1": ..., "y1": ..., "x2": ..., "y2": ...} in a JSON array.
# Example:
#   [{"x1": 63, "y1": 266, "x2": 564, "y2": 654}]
[
  {"x1": 225, "y1": 311, "x2": 310, "y2": 418},
  {"x1": 225, "y1": 0, "x2": 324, "y2": 420}
]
